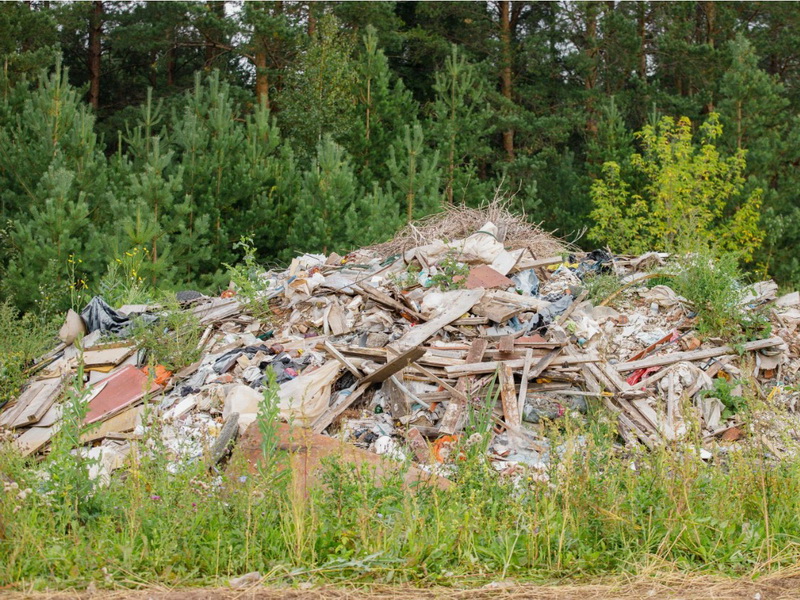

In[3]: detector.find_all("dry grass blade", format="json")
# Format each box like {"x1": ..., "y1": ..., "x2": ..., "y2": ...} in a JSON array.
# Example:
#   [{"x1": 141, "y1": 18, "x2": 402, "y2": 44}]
[{"x1": 369, "y1": 194, "x2": 570, "y2": 258}]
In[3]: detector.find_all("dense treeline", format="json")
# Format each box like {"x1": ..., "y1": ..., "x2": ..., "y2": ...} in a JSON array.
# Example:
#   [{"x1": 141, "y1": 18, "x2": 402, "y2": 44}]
[{"x1": 2, "y1": 1, "x2": 799, "y2": 313}]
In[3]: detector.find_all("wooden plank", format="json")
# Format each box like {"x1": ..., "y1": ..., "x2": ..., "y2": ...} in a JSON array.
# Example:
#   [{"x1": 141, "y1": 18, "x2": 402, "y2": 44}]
[
  {"x1": 83, "y1": 346, "x2": 135, "y2": 368},
  {"x1": 524, "y1": 255, "x2": 565, "y2": 268},
  {"x1": 192, "y1": 298, "x2": 241, "y2": 324},
  {"x1": 36, "y1": 402, "x2": 63, "y2": 428},
  {"x1": 629, "y1": 398, "x2": 672, "y2": 441},
  {"x1": 452, "y1": 316, "x2": 489, "y2": 326},
  {"x1": 359, "y1": 346, "x2": 426, "y2": 384},
  {"x1": 409, "y1": 363, "x2": 467, "y2": 403},
  {"x1": 388, "y1": 289, "x2": 483, "y2": 354},
  {"x1": 517, "y1": 348, "x2": 534, "y2": 416},
  {"x1": 554, "y1": 290, "x2": 588, "y2": 326},
  {"x1": 0, "y1": 381, "x2": 44, "y2": 428},
  {"x1": 471, "y1": 301, "x2": 524, "y2": 324},
  {"x1": 598, "y1": 362, "x2": 629, "y2": 393},
  {"x1": 81, "y1": 404, "x2": 144, "y2": 443},
  {"x1": 445, "y1": 352, "x2": 599, "y2": 377},
  {"x1": 528, "y1": 348, "x2": 562, "y2": 381},
  {"x1": 438, "y1": 338, "x2": 488, "y2": 435},
  {"x1": 666, "y1": 373, "x2": 677, "y2": 433},
  {"x1": 499, "y1": 363, "x2": 521, "y2": 428},
  {"x1": 384, "y1": 375, "x2": 412, "y2": 418},
  {"x1": 14, "y1": 426, "x2": 58, "y2": 457},
  {"x1": 356, "y1": 282, "x2": 425, "y2": 321},
  {"x1": 9, "y1": 378, "x2": 65, "y2": 429},
  {"x1": 498, "y1": 335, "x2": 515, "y2": 354},
  {"x1": 323, "y1": 340, "x2": 363, "y2": 378},
  {"x1": 311, "y1": 382, "x2": 370, "y2": 434},
  {"x1": 614, "y1": 336, "x2": 784, "y2": 372},
  {"x1": 326, "y1": 302, "x2": 350, "y2": 336}
]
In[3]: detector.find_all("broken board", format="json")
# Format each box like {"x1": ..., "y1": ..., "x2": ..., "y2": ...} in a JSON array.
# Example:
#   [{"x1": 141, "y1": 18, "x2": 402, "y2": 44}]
[
  {"x1": 388, "y1": 289, "x2": 483, "y2": 355},
  {"x1": 1, "y1": 377, "x2": 66, "y2": 429},
  {"x1": 360, "y1": 346, "x2": 426, "y2": 384},
  {"x1": 84, "y1": 365, "x2": 161, "y2": 425}
]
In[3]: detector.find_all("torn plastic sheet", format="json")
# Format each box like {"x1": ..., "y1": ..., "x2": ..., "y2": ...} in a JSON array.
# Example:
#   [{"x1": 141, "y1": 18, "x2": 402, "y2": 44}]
[
  {"x1": 512, "y1": 269, "x2": 540, "y2": 296},
  {"x1": 81, "y1": 296, "x2": 132, "y2": 336}
]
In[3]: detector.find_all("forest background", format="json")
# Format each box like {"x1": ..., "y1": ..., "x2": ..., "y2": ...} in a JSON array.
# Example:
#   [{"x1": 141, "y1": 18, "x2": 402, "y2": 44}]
[{"x1": 2, "y1": 0, "x2": 799, "y2": 315}]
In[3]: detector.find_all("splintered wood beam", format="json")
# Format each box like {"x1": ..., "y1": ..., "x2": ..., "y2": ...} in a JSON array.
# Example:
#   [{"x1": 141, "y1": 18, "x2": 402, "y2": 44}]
[
  {"x1": 517, "y1": 348, "x2": 534, "y2": 416},
  {"x1": 613, "y1": 336, "x2": 784, "y2": 372},
  {"x1": 438, "y1": 338, "x2": 488, "y2": 435},
  {"x1": 359, "y1": 346, "x2": 426, "y2": 384},
  {"x1": 445, "y1": 352, "x2": 598, "y2": 376},
  {"x1": 311, "y1": 382, "x2": 371, "y2": 434},
  {"x1": 323, "y1": 339, "x2": 363, "y2": 378},
  {"x1": 499, "y1": 363, "x2": 521, "y2": 428}
]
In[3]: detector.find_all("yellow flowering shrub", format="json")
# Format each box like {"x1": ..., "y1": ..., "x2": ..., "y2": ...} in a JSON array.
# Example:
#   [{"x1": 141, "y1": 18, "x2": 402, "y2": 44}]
[{"x1": 589, "y1": 114, "x2": 764, "y2": 260}]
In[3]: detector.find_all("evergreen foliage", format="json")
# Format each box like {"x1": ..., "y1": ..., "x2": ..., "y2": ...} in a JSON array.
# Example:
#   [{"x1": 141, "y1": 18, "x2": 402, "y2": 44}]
[{"x1": 2, "y1": 2, "x2": 800, "y2": 312}]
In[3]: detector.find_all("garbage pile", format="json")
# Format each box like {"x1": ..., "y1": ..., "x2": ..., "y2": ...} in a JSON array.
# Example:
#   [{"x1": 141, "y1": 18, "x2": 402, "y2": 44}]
[{"x1": 3, "y1": 206, "x2": 800, "y2": 484}]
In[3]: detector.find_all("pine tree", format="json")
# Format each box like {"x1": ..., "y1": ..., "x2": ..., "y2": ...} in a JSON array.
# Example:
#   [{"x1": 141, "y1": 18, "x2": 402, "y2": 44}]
[
  {"x1": 277, "y1": 13, "x2": 359, "y2": 157},
  {"x1": 286, "y1": 136, "x2": 399, "y2": 257},
  {"x1": 427, "y1": 44, "x2": 493, "y2": 206},
  {"x1": 0, "y1": 2, "x2": 58, "y2": 95},
  {"x1": 717, "y1": 34, "x2": 800, "y2": 281},
  {"x1": 0, "y1": 61, "x2": 111, "y2": 310},
  {"x1": 385, "y1": 123, "x2": 442, "y2": 221},
  {"x1": 347, "y1": 25, "x2": 418, "y2": 185}
]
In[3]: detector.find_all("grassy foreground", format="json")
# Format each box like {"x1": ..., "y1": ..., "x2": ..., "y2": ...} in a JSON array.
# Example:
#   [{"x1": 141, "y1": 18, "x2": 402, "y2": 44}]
[{"x1": 3, "y1": 398, "x2": 800, "y2": 591}]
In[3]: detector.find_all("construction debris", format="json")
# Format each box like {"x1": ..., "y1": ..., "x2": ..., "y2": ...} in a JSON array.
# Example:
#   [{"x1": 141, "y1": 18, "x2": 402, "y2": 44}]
[{"x1": 3, "y1": 210, "x2": 800, "y2": 487}]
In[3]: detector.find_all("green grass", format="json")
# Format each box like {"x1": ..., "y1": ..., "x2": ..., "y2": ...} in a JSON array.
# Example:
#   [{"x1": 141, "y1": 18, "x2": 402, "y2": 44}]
[
  {"x1": 668, "y1": 251, "x2": 770, "y2": 342},
  {"x1": 0, "y1": 301, "x2": 56, "y2": 409},
  {"x1": 3, "y1": 397, "x2": 800, "y2": 590}
]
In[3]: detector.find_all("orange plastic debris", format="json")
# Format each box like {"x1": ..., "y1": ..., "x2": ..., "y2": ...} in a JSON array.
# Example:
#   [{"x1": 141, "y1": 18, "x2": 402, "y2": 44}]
[
  {"x1": 432, "y1": 435, "x2": 464, "y2": 463},
  {"x1": 142, "y1": 365, "x2": 173, "y2": 386}
]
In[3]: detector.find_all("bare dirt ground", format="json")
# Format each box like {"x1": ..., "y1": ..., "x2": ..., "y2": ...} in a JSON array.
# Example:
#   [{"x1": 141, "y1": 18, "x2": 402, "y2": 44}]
[{"x1": 5, "y1": 571, "x2": 800, "y2": 600}]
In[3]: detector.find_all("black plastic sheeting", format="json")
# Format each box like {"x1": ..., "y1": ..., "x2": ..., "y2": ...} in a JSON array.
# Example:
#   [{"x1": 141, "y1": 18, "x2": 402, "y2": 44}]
[
  {"x1": 80, "y1": 296, "x2": 132, "y2": 336},
  {"x1": 80, "y1": 296, "x2": 158, "y2": 337}
]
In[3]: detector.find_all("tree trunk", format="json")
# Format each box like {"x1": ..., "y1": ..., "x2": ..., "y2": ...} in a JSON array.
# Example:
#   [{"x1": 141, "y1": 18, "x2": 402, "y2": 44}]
[
  {"x1": 88, "y1": 1, "x2": 103, "y2": 110},
  {"x1": 205, "y1": 1, "x2": 226, "y2": 68},
  {"x1": 167, "y1": 47, "x2": 175, "y2": 86},
  {"x1": 307, "y1": 3, "x2": 316, "y2": 37},
  {"x1": 704, "y1": 1, "x2": 716, "y2": 48},
  {"x1": 584, "y1": 2, "x2": 599, "y2": 136},
  {"x1": 638, "y1": 2, "x2": 647, "y2": 80},
  {"x1": 499, "y1": 0, "x2": 514, "y2": 160},
  {"x1": 255, "y1": 50, "x2": 269, "y2": 108}
]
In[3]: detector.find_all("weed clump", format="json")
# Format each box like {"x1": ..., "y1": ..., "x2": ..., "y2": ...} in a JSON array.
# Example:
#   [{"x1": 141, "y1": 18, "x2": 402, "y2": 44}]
[
  {"x1": 670, "y1": 251, "x2": 769, "y2": 341},
  {"x1": 225, "y1": 236, "x2": 274, "y2": 322},
  {"x1": 0, "y1": 302, "x2": 56, "y2": 409},
  {"x1": 130, "y1": 298, "x2": 203, "y2": 371}
]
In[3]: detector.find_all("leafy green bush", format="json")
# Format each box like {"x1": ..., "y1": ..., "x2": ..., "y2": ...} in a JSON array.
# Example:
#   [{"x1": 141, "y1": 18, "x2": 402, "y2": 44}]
[
  {"x1": 590, "y1": 114, "x2": 763, "y2": 259},
  {"x1": 429, "y1": 252, "x2": 469, "y2": 290},
  {"x1": 670, "y1": 251, "x2": 770, "y2": 341},
  {"x1": 701, "y1": 378, "x2": 748, "y2": 419}
]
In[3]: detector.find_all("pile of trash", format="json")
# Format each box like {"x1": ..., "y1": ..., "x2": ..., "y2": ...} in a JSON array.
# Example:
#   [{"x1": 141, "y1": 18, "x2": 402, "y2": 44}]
[{"x1": 3, "y1": 206, "x2": 800, "y2": 484}]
